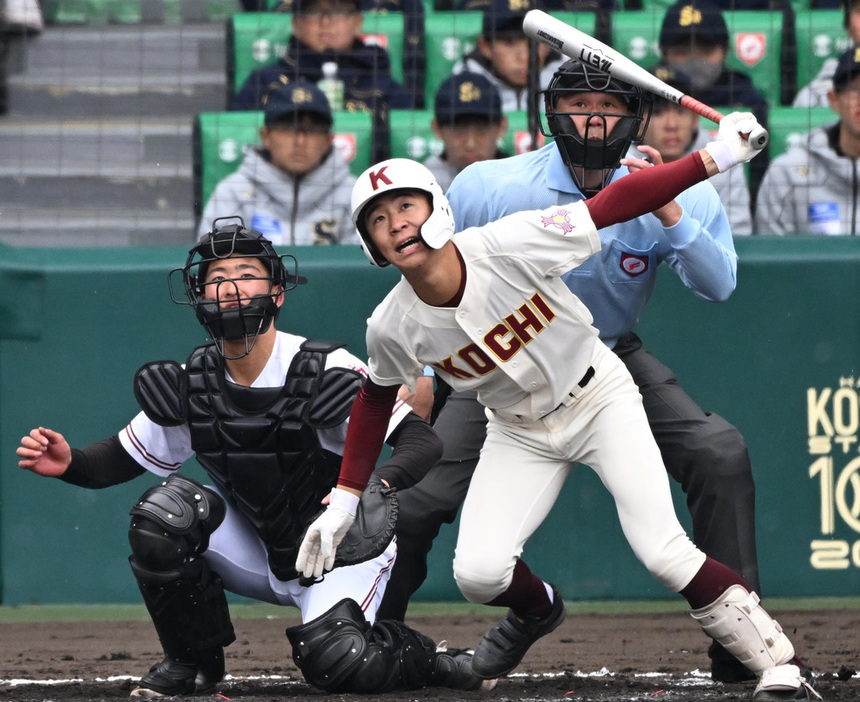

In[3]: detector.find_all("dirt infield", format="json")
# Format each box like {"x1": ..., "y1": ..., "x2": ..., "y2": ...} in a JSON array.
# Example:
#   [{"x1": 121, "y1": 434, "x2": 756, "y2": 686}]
[{"x1": 2, "y1": 606, "x2": 858, "y2": 702}]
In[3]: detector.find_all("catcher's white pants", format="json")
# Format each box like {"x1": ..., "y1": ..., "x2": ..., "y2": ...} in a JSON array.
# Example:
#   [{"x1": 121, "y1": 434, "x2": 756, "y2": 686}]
[
  {"x1": 453, "y1": 343, "x2": 706, "y2": 603},
  {"x1": 200, "y1": 482, "x2": 397, "y2": 623}
]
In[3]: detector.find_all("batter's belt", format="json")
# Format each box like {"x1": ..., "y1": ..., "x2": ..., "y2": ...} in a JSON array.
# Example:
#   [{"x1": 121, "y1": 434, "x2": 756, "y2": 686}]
[{"x1": 491, "y1": 365, "x2": 595, "y2": 424}]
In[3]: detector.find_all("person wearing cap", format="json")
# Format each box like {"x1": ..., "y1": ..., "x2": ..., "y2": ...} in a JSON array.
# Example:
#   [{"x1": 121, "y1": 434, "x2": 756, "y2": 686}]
[
  {"x1": 16, "y1": 218, "x2": 493, "y2": 698},
  {"x1": 630, "y1": 63, "x2": 752, "y2": 235},
  {"x1": 756, "y1": 46, "x2": 860, "y2": 235},
  {"x1": 453, "y1": 0, "x2": 563, "y2": 112},
  {"x1": 656, "y1": 0, "x2": 769, "y2": 199},
  {"x1": 794, "y1": 2, "x2": 860, "y2": 108},
  {"x1": 268, "y1": 0, "x2": 427, "y2": 108},
  {"x1": 200, "y1": 81, "x2": 358, "y2": 247},
  {"x1": 231, "y1": 0, "x2": 413, "y2": 117},
  {"x1": 424, "y1": 72, "x2": 509, "y2": 192},
  {"x1": 231, "y1": 0, "x2": 413, "y2": 161}
]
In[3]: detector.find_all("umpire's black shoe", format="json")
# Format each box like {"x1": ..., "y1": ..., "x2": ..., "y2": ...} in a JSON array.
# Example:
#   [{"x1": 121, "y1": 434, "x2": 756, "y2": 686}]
[
  {"x1": 753, "y1": 664, "x2": 822, "y2": 701},
  {"x1": 709, "y1": 640, "x2": 757, "y2": 683},
  {"x1": 470, "y1": 587, "x2": 566, "y2": 680},
  {"x1": 130, "y1": 658, "x2": 219, "y2": 698},
  {"x1": 432, "y1": 643, "x2": 498, "y2": 691}
]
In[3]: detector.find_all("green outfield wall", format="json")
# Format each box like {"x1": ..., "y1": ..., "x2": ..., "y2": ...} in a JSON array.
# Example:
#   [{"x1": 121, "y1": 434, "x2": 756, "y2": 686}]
[{"x1": 1, "y1": 238, "x2": 858, "y2": 606}]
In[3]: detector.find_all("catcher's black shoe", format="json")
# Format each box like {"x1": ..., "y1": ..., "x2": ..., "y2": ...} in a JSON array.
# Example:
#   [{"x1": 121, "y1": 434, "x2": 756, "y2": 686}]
[
  {"x1": 432, "y1": 643, "x2": 498, "y2": 691},
  {"x1": 709, "y1": 640, "x2": 757, "y2": 683},
  {"x1": 753, "y1": 665, "x2": 822, "y2": 701},
  {"x1": 471, "y1": 587, "x2": 566, "y2": 679},
  {"x1": 129, "y1": 657, "x2": 220, "y2": 698}
]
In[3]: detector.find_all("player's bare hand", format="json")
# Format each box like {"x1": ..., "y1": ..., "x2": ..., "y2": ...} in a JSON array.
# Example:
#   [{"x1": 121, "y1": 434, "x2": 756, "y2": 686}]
[
  {"x1": 17, "y1": 427, "x2": 72, "y2": 477},
  {"x1": 296, "y1": 487, "x2": 359, "y2": 579},
  {"x1": 620, "y1": 145, "x2": 682, "y2": 227}
]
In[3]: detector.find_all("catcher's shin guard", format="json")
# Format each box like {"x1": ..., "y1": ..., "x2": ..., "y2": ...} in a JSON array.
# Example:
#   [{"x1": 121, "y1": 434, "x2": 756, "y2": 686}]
[
  {"x1": 128, "y1": 475, "x2": 235, "y2": 668},
  {"x1": 690, "y1": 585, "x2": 794, "y2": 676}
]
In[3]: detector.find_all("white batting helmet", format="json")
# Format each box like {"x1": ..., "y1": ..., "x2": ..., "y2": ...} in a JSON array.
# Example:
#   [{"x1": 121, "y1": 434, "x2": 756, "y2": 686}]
[{"x1": 350, "y1": 158, "x2": 455, "y2": 267}]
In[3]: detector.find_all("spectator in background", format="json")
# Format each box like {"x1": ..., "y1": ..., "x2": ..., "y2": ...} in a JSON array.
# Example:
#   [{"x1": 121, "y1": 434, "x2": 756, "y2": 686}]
[
  {"x1": 199, "y1": 81, "x2": 358, "y2": 246},
  {"x1": 794, "y1": 1, "x2": 860, "y2": 108},
  {"x1": 756, "y1": 47, "x2": 859, "y2": 236},
  {"x1": 425, "y1": 72, "x2": 509, "y2": 192},
  {"x1": 631, "y1": 64, "x2": 752, "y2": 235},
  {"x1": 656, "y1": 0, "x2": 769, "y2": 198},
  {"x1": 453, "y1": 0, "x2": 563, "y2": 112},
  {"x1": 232, "y1": 0, "x2": 414, "y2": 160},
  {"x1": 272, "y1": 0, "x2": 426, "y2": 109}
]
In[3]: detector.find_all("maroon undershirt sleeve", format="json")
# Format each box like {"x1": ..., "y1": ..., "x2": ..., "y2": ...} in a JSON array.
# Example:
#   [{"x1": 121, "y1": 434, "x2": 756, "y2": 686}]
[
  {"x1": 337, "y1": 379, "x2": 400, "y2": 492},
  {"x1": 585, "y1": 151, "x2": 708, "y2": 230}
]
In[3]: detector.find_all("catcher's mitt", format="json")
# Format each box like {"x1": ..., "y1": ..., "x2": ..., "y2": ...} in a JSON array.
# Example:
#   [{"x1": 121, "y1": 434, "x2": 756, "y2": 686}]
[{"x1": 333, "y1": 480, "x2": 399, "y2": 568}]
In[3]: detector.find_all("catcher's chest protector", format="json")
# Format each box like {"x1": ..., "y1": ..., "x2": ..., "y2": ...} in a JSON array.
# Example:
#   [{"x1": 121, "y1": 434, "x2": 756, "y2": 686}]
[{"x1": 136, "y1": 339, "x2": 365, "y2": 581}]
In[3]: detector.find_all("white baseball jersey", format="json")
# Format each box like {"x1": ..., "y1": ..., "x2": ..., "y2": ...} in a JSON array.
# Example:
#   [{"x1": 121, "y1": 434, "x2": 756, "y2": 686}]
[
  {"x1": 118, "y1": 329, "x2": 407, "y2": 617},
  {"x1": 121, "y1": 330, "x2": 409, "y2": 475},
  {"x1": 367, "y1": 201, "x2": 601, "y2": 420}
]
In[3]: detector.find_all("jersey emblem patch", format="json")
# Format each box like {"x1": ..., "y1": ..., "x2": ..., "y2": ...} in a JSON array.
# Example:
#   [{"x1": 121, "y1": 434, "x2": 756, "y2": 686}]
[
  {"x1": 620, "y1": 252, "x2": 649, "y2": 276},
  {"x1": 540, "y1": 208, "x2": 575, "y2": 234}
]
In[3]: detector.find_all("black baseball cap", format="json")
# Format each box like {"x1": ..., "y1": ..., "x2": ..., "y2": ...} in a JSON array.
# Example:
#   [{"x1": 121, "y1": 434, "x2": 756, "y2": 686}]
[
  {"x1": 659, "y1": 0, "x2": 729, "y2": 50},
  {"x1": 276, "y1": 0, "x2": 360, "y2": 13},
  {"x1": 262, "y1": 81, "x2": 334, "y2": 128},
  {"x1": 461, "y1": 0, "x2": 533, "y2": 39},
  {"x1": 649, "y1": 62, "x2": 694, "y2": 107},
  {"x1": 435, "y1": 72, "x2": 503, "y2": 124},
  {"x1": 832, "y1": 46, "x2": 860, "y2": 93}
]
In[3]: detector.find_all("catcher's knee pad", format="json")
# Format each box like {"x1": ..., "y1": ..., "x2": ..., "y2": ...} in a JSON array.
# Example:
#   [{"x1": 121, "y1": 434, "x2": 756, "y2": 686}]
[
  {"x1": 128, "y1": 474, "x2": 225, "y2": 587},
  {"x1": 690, "y1": 584, "x2": 795, "y2": 675},
  {"x1": 285, "y1": 599, "x2": 435, "y2": 693}
]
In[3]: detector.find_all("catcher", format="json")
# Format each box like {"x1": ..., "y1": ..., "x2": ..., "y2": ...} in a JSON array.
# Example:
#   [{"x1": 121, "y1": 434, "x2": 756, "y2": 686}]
[{"x1": 16, "y1": 220, "x2": 489, "y2": 698}]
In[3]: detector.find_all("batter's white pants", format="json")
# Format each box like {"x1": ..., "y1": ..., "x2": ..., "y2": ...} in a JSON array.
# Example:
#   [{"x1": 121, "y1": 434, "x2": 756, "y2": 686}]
[
  {"x1": 200, "y1": 483, "x2": 397, "y2": 624},
  {"x1": 452, "y1": 343, "x2": 706, "y2": 604}
]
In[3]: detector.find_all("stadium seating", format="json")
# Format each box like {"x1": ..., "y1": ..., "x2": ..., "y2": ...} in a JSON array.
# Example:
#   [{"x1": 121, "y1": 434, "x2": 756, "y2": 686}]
[
  {"x1": 763, "y1": 106, "x2": 839, "y2": 159},
  {"x1": 42, "y1": 0, "x2": 236, "y2": 23},
  {"x1": 610, "y1": 9, "x2": 785, "y2": 106},
  {"x1": 193, "y1": 110, "x2": 374, "y2": 214},
  {"x1": 227, "y1": 11, "x2": 406, "y2": 100},
  {"x1": 389, "y1": 109, "x2": 550, "y2": 165},
  {"x1": 422, "y1": 10, "x2": 597, "y2": 109},
  {"x1": 794, "y1": 9, "x2": 850, "y2": 95},
  {"x1": 422, "y1": 11, "x2": 483, "y2": 108}
]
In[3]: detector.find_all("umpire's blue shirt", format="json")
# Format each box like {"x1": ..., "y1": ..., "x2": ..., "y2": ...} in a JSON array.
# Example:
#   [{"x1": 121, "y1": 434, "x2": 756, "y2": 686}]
[{"x1": 446, "y1": 143, "x2": 737, "y2": 349}]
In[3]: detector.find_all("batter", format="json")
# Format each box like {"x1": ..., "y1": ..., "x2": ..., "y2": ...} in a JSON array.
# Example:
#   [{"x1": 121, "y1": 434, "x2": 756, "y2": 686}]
[{"x1": 297, "y1": 114, "x2": 820, "y2": 701}]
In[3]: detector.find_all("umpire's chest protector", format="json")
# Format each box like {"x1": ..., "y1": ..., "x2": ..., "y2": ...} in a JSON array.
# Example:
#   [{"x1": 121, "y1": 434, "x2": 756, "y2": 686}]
[{"x1": 133, "y1": 339, "x2": 365, "y2": 581}]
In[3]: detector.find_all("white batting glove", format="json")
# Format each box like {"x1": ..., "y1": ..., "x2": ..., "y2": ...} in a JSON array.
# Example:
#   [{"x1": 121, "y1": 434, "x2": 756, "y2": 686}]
[
  {"x1": 703, "y1": 112, "x2": 764, "y2": 173},
  {"x1": 296, "y1": 488, "x2": 360, "y2": 580}
]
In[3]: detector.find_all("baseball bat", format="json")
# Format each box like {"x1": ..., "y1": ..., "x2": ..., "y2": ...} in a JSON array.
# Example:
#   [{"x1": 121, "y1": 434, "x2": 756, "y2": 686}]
[{"x1": 522, "y1": 9, "x2": 768, "y2": 150}]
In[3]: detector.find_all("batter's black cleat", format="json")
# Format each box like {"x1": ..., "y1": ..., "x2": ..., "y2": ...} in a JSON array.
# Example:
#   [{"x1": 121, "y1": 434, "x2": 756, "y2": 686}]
[
  {"x1": 129, "y1": 658, "x2": 220, "y2": 698},
  {"x1": 470, "y1": 586, "x2": 566, "y2": 679},
  {"x1": 432, "y1": 643, "x2": 498, "y2": 691},
  {"x1": 709, "y1": 640, "x2": 757, "y2": 683},
  {"x1": 753, "y1": 665, "x2": 822, "y2": 701}
]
